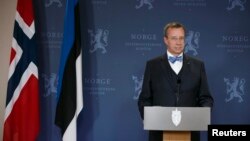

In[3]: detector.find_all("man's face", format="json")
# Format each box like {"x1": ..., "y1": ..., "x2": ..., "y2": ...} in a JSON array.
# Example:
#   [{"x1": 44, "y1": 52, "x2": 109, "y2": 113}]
[{"x1": 164, "y1": 27, "x2": 185, "y2": 56}]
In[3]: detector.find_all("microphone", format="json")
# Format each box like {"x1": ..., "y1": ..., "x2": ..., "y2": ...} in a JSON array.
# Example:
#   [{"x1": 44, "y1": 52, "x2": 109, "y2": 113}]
[
  {"x1": 176, "y1": 77, "x2": 181, "y2": 105},
  {"x1": 177, "y1": 78, "x2": 181, "y2": 84}
]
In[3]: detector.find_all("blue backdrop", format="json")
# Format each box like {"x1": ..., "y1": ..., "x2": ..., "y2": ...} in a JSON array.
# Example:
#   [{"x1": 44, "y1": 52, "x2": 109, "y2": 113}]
[{"x1": 35, "y1": 0, "x2": 250, "y2": 141}]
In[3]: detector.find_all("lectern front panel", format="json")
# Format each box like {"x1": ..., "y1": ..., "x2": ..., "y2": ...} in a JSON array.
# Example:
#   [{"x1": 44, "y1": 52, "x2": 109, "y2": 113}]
[{"x1": 144, "y1": 107, "x2": 210, "y2": 131}]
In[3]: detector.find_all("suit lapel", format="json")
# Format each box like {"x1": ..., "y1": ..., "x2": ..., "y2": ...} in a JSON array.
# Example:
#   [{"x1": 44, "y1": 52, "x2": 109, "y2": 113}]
[
  {"x1": 179, "y1": 54, "x2": 191, "y2": 81},
  {"x1": 160, "y1": 54, "x2": 176, "y2": 90}
]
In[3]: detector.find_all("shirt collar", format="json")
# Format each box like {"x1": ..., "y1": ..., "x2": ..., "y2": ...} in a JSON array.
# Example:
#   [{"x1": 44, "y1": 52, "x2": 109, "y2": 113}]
[{"x1": 167, "y1": 50, "x2": 183, "y2": 57}]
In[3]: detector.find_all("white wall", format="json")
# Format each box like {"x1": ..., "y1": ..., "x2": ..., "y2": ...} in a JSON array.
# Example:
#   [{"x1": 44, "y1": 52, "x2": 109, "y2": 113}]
[{"x1": 0, "y1": 0, "x2": 17, "y2": 139}]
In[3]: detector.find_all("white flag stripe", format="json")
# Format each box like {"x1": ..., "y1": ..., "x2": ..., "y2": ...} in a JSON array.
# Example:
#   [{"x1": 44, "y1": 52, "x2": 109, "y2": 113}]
[
  {"x1": 76, "y1": 51, "x2": 83, "y2": 114},
  {"x1": 63, "y1": 115, "x2": 77, "y2": 141},
  {"x1": 15, "y1": 11, "x2": 35, "y2": 39},
  {"x1": 8, "y1": 38, "x2": 23, "y2": 79}
]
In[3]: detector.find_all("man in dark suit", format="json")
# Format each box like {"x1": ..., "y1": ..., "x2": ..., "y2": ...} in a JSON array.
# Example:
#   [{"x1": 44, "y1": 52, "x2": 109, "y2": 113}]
[{"x1": 138, "y1": 22, "x2": 214, "y2": 141}]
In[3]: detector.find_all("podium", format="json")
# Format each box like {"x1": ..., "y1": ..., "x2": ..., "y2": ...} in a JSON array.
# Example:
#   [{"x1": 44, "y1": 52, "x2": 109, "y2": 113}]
[{"x1": 144, "y1": 107, "x2": 211, "y2": 141}]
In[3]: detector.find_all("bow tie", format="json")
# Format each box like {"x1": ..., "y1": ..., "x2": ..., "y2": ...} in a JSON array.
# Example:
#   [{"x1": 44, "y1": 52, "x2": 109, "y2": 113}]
[{"x1": 168, "y1": 56, "x2": 183, "y2": 63}]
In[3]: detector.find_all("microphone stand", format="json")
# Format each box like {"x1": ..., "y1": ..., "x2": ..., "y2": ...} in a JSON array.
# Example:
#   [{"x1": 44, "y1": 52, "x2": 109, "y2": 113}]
[{"x1": 176, "y1": 78, "x2": 181, "y2": 106}]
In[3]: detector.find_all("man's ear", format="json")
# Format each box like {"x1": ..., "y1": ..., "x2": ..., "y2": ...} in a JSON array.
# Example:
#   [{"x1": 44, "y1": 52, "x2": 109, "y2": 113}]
[{"x1": 164, "y1": 36, "x2": 168, "y2": 46}]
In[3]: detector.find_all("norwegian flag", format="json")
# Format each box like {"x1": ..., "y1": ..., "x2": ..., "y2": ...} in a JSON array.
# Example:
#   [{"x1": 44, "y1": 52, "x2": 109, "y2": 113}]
[{"x1": 3, "y1": 0, "x2": 40, "y2": 141}]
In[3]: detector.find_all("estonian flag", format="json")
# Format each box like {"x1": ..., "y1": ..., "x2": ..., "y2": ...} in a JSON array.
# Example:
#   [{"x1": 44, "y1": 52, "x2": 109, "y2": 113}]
[{"x1": 55, "y1": 0, "x2": 83, "y2": 141}]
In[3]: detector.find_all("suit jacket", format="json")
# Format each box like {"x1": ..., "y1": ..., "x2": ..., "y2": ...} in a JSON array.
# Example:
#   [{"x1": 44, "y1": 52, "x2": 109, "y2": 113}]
[{"x1": 138, "y1": 53, "x2": 213, "y2": 141}]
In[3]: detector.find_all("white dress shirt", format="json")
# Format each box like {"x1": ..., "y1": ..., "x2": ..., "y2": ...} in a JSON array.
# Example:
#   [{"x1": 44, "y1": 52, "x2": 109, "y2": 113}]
[{"x1": 167, "y1": 51, "x2": 183, "y2": 75}]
